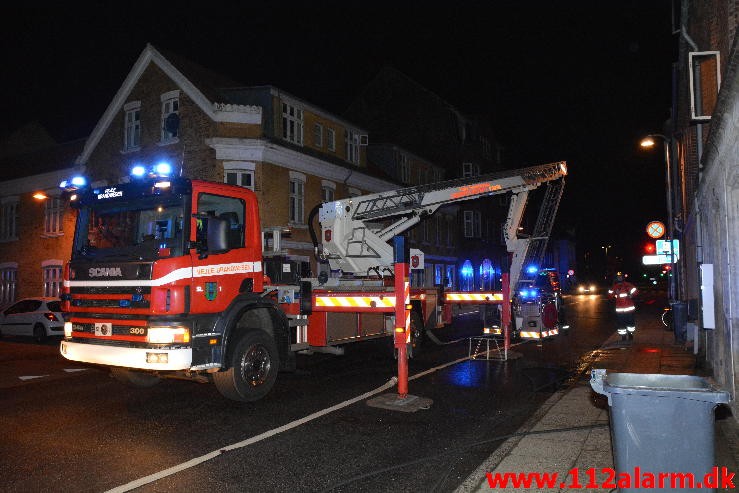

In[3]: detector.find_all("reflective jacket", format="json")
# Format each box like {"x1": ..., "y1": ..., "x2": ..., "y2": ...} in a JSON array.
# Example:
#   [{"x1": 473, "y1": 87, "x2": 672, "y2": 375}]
[{"x1": 609, "y1": 281, "x2": 637, "y2": 312}]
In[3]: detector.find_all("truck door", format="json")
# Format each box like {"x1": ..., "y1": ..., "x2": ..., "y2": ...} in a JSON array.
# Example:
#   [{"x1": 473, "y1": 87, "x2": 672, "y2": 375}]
[{"x1": 189, "y1": 190, "x2": 256, "y2": 314}]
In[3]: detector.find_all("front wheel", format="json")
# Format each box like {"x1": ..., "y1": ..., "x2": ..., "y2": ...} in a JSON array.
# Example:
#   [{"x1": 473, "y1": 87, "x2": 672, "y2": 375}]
[
  {"x1": 213, "y1": 330, "x2": 279, "y2": 402},
  {"x1": 33, "y1": 323, "x2": 47, "y2": 344}
]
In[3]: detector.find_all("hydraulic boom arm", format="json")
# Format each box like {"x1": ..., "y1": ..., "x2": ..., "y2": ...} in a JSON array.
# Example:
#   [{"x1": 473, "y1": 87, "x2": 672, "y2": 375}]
[{"x1": 318, "y1": 161, "x2": 567, "y2": 276}]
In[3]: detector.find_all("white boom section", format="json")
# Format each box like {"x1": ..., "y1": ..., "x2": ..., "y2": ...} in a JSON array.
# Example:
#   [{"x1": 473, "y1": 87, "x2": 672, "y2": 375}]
[{"x1": 319, "y1": 161, "x2": 567, "y2": 276}]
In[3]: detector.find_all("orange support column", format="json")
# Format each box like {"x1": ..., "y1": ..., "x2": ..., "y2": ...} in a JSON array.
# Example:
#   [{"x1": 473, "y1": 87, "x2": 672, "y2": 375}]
[
  {"x1": 393, "y1": 236, "x2": 410, "y2": 398},
  {"x1": 502, "y1": 273, "x2": 511, "y2": 360}
]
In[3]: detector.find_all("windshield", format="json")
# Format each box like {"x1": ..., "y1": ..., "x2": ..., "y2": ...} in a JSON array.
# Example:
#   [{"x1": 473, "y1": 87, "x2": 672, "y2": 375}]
[{"x1": 73, "y1": 196, "x2": 186, "y2": 261}]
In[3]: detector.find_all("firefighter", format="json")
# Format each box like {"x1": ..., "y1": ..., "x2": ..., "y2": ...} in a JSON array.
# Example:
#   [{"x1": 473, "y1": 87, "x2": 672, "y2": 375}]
[{"x1": 608, "y1": 272, "x2": 637, "y2": 341}]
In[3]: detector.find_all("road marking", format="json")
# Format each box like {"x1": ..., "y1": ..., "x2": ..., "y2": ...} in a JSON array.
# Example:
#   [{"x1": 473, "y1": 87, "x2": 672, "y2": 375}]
[{"x1": 18, "y1": 375, "x2": 49, "y2": 381}]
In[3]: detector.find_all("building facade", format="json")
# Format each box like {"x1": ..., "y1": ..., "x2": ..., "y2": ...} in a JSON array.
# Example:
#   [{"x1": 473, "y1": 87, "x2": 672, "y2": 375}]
[{"x1": 672, "y1": 0, "x2": 739, "y2": 415}]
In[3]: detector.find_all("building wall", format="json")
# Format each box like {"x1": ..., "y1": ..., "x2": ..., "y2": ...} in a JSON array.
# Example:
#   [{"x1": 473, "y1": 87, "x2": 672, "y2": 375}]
[{"x1": 677, "y1": 0, "x2": 739, "y2": 416}]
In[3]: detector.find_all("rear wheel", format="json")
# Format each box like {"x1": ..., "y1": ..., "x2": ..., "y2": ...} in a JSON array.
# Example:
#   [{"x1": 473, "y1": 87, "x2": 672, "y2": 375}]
[
  {"x1": 33, "y1": 323, "x2": 47, "y2": 344},
  {"x1": 110, "y1": 367, "x2": 161, "y2": 388},
  {"x1": 213, "y1": 330, "x2": 279, "y2": 402}
]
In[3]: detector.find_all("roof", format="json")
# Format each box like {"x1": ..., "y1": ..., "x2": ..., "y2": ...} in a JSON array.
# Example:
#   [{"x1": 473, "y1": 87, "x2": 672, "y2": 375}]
[{"x1": 0, "y1": 138, "x2": 84, "y2": 181}]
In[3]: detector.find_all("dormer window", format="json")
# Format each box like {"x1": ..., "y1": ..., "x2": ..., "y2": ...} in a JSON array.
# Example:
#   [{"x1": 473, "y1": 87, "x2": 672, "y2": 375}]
[
  {"x1": 160, "y1": 90, "x2": 180, "y2": 143},
  {"x1": 282, "y1": 102, "x2": 303, "y2": 145}
]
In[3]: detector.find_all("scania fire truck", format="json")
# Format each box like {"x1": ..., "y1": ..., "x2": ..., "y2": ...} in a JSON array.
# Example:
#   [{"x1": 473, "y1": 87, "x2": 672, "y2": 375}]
[{"x1": 59, "y1": 161, "x2": 566, "y2": 401}]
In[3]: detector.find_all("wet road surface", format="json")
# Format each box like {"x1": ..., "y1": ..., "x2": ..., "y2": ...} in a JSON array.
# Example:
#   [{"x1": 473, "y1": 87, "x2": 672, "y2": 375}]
[{"x1": 0, "y1": 291, "x2": 664, "y2": 492}]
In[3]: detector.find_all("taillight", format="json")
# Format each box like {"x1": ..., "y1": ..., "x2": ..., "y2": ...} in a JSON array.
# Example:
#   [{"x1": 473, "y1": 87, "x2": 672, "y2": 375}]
[{"x1": 44, "y1": 312, "x2": 59, "y2": 322}]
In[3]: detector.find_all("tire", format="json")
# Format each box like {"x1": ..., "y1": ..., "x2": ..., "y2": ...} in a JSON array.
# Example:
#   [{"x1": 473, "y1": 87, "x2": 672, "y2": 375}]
[
  {"x1": 33, "y1": 323, "x2": 47, "y2": 344},
  {"x1": 213, "y1": 330, "x2": 279, "y2": 402},
  {"x1": 111, "y1": 367, "x2": 161, "y2": 388}
]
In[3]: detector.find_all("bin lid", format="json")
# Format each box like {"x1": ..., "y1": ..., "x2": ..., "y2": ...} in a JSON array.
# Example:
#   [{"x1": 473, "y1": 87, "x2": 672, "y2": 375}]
[{"x1": 602, "y1": 372, "x2": 730, "y2": 403}]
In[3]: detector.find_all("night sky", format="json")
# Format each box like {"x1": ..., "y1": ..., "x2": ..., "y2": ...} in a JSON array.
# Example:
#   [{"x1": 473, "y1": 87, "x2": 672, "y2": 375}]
[{"x1": 0, "y1": 3, "x2": 675, "y2": 275}]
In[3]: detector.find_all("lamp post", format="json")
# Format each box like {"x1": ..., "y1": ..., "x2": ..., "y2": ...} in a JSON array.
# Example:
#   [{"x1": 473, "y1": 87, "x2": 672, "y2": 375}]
[
  {"x1": 601, "y1": 244, "x2": 611, "y2": 280},
  {"x1": 640, "y1": 134, "x2": 677, "y2": 302}
]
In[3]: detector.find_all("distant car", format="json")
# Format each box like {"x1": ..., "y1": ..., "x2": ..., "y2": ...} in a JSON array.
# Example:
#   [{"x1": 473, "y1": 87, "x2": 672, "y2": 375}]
[
  {"x1": 577, "y1": 282, "x2": 598, "y2": 294},
  {"x1": 0, "y1": 297, "x2": 64, "y2": 343}
]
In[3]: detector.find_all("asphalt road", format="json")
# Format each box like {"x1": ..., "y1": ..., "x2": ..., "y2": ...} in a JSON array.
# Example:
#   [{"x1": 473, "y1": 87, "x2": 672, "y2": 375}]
[{"x1": 0, "y1": 291, "x2": 654, "y2": 493}]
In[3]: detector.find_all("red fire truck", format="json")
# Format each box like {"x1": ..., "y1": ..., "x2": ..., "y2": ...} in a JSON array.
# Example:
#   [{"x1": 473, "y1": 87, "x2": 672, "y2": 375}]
[{"x1": 59, "y1": 161, "x2": 566, "y2": 401}]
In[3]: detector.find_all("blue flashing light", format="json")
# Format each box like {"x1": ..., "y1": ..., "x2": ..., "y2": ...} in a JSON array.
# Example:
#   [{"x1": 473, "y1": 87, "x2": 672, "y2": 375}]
[
  {"x1": 154, "y1": 162, "x2": 173, "y2": 176},
  {"x1": 60, "y1": 175, "x2": 88, "y2": 190},
  {"x1": 519, "y1": 288, "x2": 539, "y2": 299},
  {"x1": 460, "y1": 260, "x2": 474, "y2": 278},
  {"x1": 131, "y1": 165, "x2": 147, "y2": 177},
  {"x1": 526, "y1": 265, "x2": 539, "y2": 274}
]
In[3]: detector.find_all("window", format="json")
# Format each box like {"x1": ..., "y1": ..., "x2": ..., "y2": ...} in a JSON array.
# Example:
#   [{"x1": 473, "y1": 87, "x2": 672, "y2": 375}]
[
  {"x1": 463, "y1": 210, "x2": 481, "y2": 238},
  {"x1": 0, "y1": 264, "x2": 17, "y2": 305},
  {"x1": 327, "y1": 128, "x2": 336, "y2": 151},
  {"x1": 42, "y1": 263, "x2": 62, "y2": 298},
  {"x1": 446, "y1": 215, "x2": 454, "y2": 246},
  {"x1": 282, "y1": 102, "x2": 303, "y2": 145},
  {"x1": 398, "y1": 153, "x2": 410, "y2": 184},
  {"x1": 197, "y1": 193, "x2": 245, "y2": 251},
  {"x1": 462, "y1": 162, "x2": 480, "y2": 178},
  {"x1": 345, "y1": 129, "x2": 359, "y2": 164},
  {"x1": 44, "y1": 196, "x2": 63, "y2": 235},
  {"x1": 160, "y1": 91, "x2": 180, "y2": 142},
  {"x1": 434, "y1": 264, "x2": 443, "y2": 286},
  {"x1": 289, "y1": 173, "x2": 305, "y2": 224},
  {"x1": 435, "y1": 215, "x2": 442, "y2": 246},
  {"x1": 445, "y1": 265, "x2": 455, "y2": 289},
  {"x1": 223, "y1": 161, "x2": 256, "y2": 191},
  {"x1": 0, "y1": 199, "x2": 18, "y2": 241},
  {"x1": 313, "y1": 123, "x2": 323, "y2": 148},
  {"x1": 321, "y1": 180, "x2": 335, "y2": 203},
  {"x1": 225, "y1": 170, "x2": 254, "y2": 190},
  {"x1": 123, "y1": 101, "x2": 141, "y2": 151}
]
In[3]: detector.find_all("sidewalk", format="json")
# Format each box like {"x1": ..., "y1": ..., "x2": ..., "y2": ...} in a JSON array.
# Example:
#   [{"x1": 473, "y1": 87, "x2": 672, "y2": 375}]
[{"x1": 456, "y1": 317, "x2": 739, "y2": 492}]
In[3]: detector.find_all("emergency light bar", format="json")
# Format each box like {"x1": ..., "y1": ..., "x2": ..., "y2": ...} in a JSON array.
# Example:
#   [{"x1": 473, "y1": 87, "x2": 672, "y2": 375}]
[
  {"x1": 59, "y1": 175, "x2": 88, "y2": 191},
  {"x1": 129, "y1": 162, "x2": 174, "y2": 180}
]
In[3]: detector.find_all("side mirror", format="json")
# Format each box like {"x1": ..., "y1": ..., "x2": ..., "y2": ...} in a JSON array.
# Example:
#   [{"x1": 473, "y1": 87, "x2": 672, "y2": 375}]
[{"x1": 192, "y1": 214, "x2": 230, "y2": 259}]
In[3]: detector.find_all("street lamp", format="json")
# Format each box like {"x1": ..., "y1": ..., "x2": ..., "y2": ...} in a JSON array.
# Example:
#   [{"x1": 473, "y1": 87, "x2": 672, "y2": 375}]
[
  {"x1": 601, "y1": 245, "x2": 611, "y2": 280},
  {"x1": 640, "y1": 134, "x2": 677, "y2": 302}
]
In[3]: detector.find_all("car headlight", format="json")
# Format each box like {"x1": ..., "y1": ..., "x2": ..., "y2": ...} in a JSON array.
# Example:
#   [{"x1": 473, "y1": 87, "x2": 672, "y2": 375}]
[
  {"x1": 64, "y1": 322, "x2": 73, "y2": 338},
  {"x1": 147, "y1": 326, "x2": 190, "y2": 344},
  {"x1": 578, "y1": 286, "x2": 585, "y2": 292}
]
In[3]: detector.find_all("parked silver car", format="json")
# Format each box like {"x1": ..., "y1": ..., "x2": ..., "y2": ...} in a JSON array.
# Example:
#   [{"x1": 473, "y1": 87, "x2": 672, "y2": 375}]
[{"x1": 0, "y1": 297, "x2": 64, "y2": 343}]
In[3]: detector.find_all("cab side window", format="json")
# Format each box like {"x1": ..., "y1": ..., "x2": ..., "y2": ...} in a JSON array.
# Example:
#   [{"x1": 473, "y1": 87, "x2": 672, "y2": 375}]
[{"x1": 197, "y1": 193, "x2": 245, "y2": 250}]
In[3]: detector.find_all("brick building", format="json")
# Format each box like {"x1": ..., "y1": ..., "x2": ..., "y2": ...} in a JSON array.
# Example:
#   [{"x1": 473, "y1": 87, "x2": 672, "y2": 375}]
[
  {"x1": 74, "y1": 44, "x2": 402, "y2": 278},
  {"x1": 0, "y1": 44, "x2": 490, "y2": 305},
  {"x1": 346, "y1": 67, "x2": 509, "y2": 290},
  {"x1": 0, "y1": 124, "x2": 84, "y2": 304},
  {"x1": 671, "y1": 0, "x2": 739, "y2": 415}
]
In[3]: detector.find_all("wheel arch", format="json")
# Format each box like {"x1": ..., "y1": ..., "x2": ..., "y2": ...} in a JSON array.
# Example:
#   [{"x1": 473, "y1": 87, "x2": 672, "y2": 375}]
[{"x1": 215, "y1": 294, "x2": 289, "y2": 371}]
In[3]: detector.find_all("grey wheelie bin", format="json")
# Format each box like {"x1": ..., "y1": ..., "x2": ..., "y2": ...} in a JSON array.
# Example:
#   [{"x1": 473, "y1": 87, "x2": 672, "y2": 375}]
[{"x1": 591, "y1": 369, "x2": 730, "y2": 492}]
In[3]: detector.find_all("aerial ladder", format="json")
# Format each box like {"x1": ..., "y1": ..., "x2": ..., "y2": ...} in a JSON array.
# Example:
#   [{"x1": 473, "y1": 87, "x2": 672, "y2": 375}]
[
  {"x1": 313, "y1": 161, "x2": 567, "y2": 337},
  {"x1": 317, "y1": 161, "x2": 567, "y2": 278}
]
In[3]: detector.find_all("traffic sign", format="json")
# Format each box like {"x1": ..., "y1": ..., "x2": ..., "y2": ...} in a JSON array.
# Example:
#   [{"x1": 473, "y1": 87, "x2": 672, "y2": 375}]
[
  {"x1": 646, "y1": 221, "x2": 665, "y2": 239},
  {"x1": 656, "y1": 239, "x2": 679, "y2": 259}
]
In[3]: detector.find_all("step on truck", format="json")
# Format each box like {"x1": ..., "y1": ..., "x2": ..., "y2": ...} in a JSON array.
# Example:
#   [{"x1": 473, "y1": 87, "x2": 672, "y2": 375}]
[{"x1": 59, "y1": 161, "x2": 567, "y2": 401}]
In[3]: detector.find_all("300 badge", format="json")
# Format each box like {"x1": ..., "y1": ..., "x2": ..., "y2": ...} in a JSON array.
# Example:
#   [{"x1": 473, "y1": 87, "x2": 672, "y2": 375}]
[{"x1": 129, "y1": 327, "x2": 146, "y2": 335}]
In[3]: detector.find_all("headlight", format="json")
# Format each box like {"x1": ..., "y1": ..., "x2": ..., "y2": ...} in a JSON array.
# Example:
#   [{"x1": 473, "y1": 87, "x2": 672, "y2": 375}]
[
  {"x1": 147, "y1": 326, "x2": 190, "y2": 344},
  {"x1": 578, "y1": 286, "x2": 585, "y2": 292},
  {"x1": 589, "y1": 285, "x2": 596, "y2": 291},
  {"x1": 64, "y1": 322, "x2": 73, "y2": 338}
]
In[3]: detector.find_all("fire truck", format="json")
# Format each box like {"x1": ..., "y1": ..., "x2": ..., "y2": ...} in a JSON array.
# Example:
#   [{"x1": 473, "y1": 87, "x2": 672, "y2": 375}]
[{"x1": 59, "y1": 161, "x2": 566, "y2": 401}]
